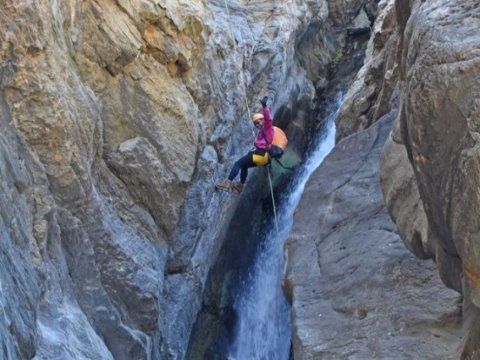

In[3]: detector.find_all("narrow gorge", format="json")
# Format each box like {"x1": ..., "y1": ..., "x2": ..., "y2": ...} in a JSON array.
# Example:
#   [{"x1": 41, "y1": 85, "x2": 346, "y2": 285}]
[{"x1": 0, "y1": 1, "x2": 479, "y2": 360}]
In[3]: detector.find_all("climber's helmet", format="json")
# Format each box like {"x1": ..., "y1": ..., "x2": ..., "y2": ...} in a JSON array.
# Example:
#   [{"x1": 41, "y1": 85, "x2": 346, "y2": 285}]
[{"x1": 252, "y1": 113, "x2": 264, "y2": 128}]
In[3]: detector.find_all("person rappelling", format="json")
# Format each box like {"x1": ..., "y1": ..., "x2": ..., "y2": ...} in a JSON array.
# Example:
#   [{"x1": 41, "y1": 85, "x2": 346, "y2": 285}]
[{"x1": 216, "y1": 96, "x2": 274, "y2": 193}]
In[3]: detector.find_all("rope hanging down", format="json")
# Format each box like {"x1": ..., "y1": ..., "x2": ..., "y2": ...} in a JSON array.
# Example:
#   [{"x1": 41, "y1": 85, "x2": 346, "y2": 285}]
[{"x1": 266, "y1": 165, "x2": 279, "y2": 238}]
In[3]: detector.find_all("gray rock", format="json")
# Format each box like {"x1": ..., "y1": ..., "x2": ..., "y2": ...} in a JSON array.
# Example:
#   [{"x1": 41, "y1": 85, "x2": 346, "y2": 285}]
[
  {"x1": 380, "y1": 121, "x2": 432, "y2": 259},
  {"x1": 285, "y1": 113, "x2": 462, "y2": 359},
  {"x1": 392, "y1": 1, "x2": 480, "y2": 354},
  {"x1": 3, "y1": 0, "x2": 475, "y2": 358},
  {"x1": 351, "y1": 8, "x2": 371, "y2": 32},
  {"x1": 336, "y1": 0, "x2": 398, "y2": 141}
]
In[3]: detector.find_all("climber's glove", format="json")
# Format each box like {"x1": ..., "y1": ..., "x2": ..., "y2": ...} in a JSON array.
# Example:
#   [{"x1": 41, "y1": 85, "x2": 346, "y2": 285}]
[{"x1": 260, "y1": 96, "x2": 268, "y2": 108}]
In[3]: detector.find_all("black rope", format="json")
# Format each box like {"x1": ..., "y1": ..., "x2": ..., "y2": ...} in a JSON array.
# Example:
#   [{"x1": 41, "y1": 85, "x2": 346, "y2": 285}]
[
  {"x1": 273, "y1": 158, "x2": 296, "y2": 171},
  {"x1": 266, "y1": 165, "x2": 279, "y2": 238}
]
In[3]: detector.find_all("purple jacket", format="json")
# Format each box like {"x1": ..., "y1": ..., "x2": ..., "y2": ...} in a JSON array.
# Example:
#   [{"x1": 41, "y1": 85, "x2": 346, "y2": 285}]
[{"x1": 254, "y1": 107, "x2": 274, "y2": 150}]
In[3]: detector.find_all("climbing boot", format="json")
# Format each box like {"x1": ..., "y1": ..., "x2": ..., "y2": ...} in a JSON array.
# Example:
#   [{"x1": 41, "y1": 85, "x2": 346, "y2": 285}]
[
  {"x1": 216, "y1": 179, "x2": 232, "y2": 191},
  {"x1": 232, "y1": 182, "x2": 244, "y2": 193}
]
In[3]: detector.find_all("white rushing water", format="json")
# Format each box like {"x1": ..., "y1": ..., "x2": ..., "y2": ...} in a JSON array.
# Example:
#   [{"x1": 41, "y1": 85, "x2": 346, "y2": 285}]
[{"x1": 229, "y1": 93, "x2": 344, "y2": 360}]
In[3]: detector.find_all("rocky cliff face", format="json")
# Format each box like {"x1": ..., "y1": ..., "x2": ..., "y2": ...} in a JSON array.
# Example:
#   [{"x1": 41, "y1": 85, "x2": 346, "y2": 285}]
[
  {"x1": 0, "y1": 0, "x2": 359, "y2": 359},
  {"x1": 284, "y1": 111, "x2": 462, "y2": 359},
  {"x1": 3, "y1": 0, "x2": 476, "y2": 359},
  {"x1": 285, "y1": 0, "x2": 479, "y2": 358},
  {"x1": 390, "y1": 1, "x2": 480, "y2": 357}
]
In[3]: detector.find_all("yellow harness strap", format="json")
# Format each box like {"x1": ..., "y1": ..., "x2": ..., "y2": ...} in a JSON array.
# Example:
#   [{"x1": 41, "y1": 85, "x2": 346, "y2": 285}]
[{"x1": 253, "y1": 151, "x2": 269, "y2": 166}]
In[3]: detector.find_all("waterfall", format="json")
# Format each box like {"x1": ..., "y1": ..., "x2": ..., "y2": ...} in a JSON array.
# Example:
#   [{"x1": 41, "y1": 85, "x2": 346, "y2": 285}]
[{"x1": 229, "y1": 93, "x2": 345, "y2": 360}]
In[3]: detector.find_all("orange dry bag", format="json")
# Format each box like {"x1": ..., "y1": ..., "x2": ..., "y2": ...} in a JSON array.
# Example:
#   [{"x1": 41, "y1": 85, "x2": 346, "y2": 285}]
[{"x1": 269, "y1": 126, "x2": 288, "y2": 159}]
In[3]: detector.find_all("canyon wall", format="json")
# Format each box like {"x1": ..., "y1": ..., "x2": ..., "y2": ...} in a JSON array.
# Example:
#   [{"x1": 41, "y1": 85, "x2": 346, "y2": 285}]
[
  {"x1": 0, "y1": 0, "x2": 370, "y2": 358},
  {"x1": 3, "y1": 0, "x2": 477, "y2": 359},
  {"x1": 386, "y1": 0, "x2": 480, "y2": 357},
  {"x1": 285, "y1": 0, "x2": 479, "y2": 358}
]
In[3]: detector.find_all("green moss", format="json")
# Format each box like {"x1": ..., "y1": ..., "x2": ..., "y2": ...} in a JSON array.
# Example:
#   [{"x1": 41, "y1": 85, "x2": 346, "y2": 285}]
[{"x1": 332, "y1": 47, "x2": 344, "y2": 66}]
